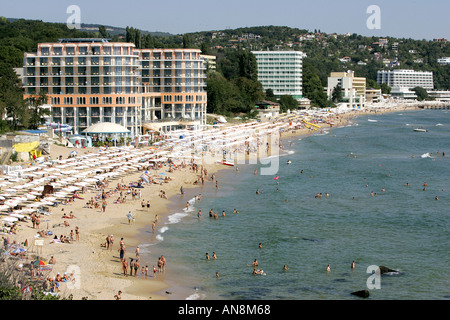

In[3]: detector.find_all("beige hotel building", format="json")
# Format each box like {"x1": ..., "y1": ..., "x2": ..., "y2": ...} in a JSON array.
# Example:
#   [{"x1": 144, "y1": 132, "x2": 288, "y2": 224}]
[{"x1": 22, "y1": 38, "x2": 207, "y2": 136}]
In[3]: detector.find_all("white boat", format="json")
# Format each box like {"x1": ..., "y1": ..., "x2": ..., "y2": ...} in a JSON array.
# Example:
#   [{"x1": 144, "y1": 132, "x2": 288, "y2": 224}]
[{"x1": 413, "y1": 128, "x2": 428, "y2": 132}]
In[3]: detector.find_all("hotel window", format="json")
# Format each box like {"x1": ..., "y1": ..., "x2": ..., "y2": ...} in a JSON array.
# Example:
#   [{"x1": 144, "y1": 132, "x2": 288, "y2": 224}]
[
  {"x1": 92, "y1": 46, "x2": 101, "y2": 55},
  {"x1": 66, "y1": 46, "x2": 75, "y2": 55},
  {"x1": 53, "y1": 47, "x2": 62, "y2": 55},
  {"x1": 113, "y1": 46, "x2": 121, "y2": 55},
  {"x1": 52, "y1": 107, "x2": 61, "y2": 117},
  {"x1": 103, "y1": 47, "x2": 111, "y2": 55}
]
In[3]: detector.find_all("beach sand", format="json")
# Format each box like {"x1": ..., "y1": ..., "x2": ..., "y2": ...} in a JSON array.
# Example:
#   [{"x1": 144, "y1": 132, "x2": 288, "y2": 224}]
[{"x1": 2, "y1": 104, "x2": 418, "y2": 300}]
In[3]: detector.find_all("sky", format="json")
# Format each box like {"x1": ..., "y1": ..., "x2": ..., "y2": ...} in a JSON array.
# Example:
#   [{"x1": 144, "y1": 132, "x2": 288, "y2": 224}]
[{"x1": 1, "y1": 0, "x2": 449, "y2": 40}]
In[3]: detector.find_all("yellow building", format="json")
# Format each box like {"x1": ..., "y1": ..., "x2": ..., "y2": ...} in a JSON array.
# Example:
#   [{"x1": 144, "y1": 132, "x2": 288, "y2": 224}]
[{"x1": 327, "y1": 71, "x2": 366, "y2": 108}]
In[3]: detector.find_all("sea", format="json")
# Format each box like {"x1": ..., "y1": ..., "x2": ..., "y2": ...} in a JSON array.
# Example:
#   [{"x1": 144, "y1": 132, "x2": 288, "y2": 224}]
[{"x1": 136, "y1": 109, "x2": 450, "y2": 300}]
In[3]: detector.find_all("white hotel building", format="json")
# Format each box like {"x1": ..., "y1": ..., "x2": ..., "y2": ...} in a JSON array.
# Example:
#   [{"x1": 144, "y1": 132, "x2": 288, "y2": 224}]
[
  {"x1": 23, "y1": 38, "x2": 207, "y2": 136},
  {"x1": 252, "y1": 51, "x2": 305, "y2": 100},
  {"x1": 377, "y1": 69, "x2": 434, "y2": 99}
]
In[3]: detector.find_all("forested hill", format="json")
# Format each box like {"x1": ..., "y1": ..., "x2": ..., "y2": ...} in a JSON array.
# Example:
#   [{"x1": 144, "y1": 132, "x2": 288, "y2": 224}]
[
  {"x1": 186, "y1": 25, "x2": 449, "y2": 90},
  {"x1": 1, "y1": 19, "x2": 448, "y2": 89}
]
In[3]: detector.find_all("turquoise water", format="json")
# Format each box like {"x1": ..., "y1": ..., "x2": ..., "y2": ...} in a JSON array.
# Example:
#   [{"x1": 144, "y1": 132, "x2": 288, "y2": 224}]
[{"x1": 141, "y1": 109, "x2": 450, "y2": 300}]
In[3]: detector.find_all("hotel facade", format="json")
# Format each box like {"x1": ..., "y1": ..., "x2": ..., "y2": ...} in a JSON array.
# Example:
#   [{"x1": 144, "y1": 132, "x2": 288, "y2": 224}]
[
  {"x1": 377, "y1": 69, "x2": 434, "y2": 99},
  {"x1": 22, "y1": 38, "x2": 207, "y2": 136},
  {"x1": 251, "y1": 51, "x2": 304, "y2": 100},
  {"x1": 326, "y1": 71, "x2": 366, "y2": 108}
]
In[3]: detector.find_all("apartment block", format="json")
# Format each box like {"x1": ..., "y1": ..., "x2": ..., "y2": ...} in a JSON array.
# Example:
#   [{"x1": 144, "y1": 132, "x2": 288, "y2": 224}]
[
  {"x1": 326, "y1": 71, "x2": 366, "y2": 108},
  {"x1": 23, "y1": 38, "x2": 207, "y2": 136},
  {"x1": 252, "y1": 51, "x2": 304, "y2": 100},
  {"x1": 377, "y1": 69, "x2": 434, "y2": 99}
]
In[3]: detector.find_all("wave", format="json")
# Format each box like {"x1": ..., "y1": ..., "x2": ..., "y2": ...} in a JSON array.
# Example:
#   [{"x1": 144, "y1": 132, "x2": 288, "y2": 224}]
[
  {"x1": 436, "y1": 123, "x2": 443, "y2": 126},
  {"x1": 186, "y1": 288, "x2": 206, "y2": 300},
  {"x1": 421, "y1": 153, "x2": 432, "y2": 158},
  {"x1": 167, "y1": 212, "x2": 190, "y2": 224},
  {"x1": 368, "y1": 119, "x2": 378, "y2": 122}
]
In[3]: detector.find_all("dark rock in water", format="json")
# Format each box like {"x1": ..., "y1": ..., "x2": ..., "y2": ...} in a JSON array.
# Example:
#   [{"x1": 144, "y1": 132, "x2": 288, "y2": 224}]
[
  {"x1": 351, "y1": 290, "x2": 370, "y2": 298},
  {"x1": 379, "y1": 266, "x2": 398, "y2": 274}
]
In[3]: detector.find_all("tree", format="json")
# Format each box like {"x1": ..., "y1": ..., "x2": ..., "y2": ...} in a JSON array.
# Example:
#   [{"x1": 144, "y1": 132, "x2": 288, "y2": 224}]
[
  {"x1": 98, "y1": 25, "x2": 109, "y2": 38},
  {"x1": 182, "y1": 34, "x2": 192, "y2": 49},
  {"x1": 0, "y1": 61, "x2": 28, "y2": 130},
  {"x1": 302, "y1": 62, "x2": 332, "y2": 108},
  {"x1": 238, "y1": 51, "x2": 258, "y2": 81},
  {"x1": 380, "y1": 83, "x2": 391, "y2": 94},
  {"x1": 279, "y1": 95, "x2": 298, "y2": 113},
  {"x1": 265, "y1": 89, "x2": 277, "y2": 102},
  {"x1": 26, "y1": 91, "x2": 51, "y2": 129},
  {"x1": 412, "y1": 86, "x2": 432, "y2": 101},
  {"x1": 331, "y1": 84, "x2": 342, "y2": 102}
]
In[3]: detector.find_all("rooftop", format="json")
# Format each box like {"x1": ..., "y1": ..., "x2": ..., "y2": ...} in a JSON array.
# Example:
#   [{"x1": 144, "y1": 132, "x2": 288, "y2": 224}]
[{"x1": 57, "y1": 38, "x2": 111, "y2": 43}]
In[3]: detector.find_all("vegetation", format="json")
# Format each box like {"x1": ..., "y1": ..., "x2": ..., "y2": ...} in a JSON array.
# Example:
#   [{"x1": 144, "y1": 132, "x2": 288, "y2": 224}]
[{"x1": 0, "y1": 18, "x2": 448, "y2": 122}]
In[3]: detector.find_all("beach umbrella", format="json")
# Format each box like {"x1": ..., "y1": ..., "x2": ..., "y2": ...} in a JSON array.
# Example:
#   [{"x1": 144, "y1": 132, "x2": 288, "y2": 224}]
[
  {"x1": 11, "y1": 247, "x2": 26, "y2": 254},
  {"x1": 32, "y1": 260, "x2": 47, "y2": 267}
]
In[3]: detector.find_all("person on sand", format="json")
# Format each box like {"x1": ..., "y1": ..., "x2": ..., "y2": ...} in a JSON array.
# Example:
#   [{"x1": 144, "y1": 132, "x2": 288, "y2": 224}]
[
  {"x1": 135, "y1": 246, "x2": 140, "y2": 261},
  {"x1": 161, "y1": 255, "x2": 166, "y2": 271},
  {"x1": 122, "y1": 260, "x2": 128, "y2": 276},
  {"x1": 119, "y1": 245, "x2": 125, "y2": 262},
  {"x1": 129, "y1": 258, "x2": 134, "y2": 276},
  {"x1": 109, "y1": 235, "x2": 114, "y2": 250},
  {"x1": 114, "y1": 290, "x2": 122, "y2": 300},
  {"x1": 133, "y1": 259, "x2": 140, "y2": 277}
]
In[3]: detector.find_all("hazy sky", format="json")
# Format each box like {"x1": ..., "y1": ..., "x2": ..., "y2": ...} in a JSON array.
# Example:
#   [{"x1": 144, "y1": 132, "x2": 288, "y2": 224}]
[{"x1": 1, "y1": 0, "x2": 449, "y2": 40}]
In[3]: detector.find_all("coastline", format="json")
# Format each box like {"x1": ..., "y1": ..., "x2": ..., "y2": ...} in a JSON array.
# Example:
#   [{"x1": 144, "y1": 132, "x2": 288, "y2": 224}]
[{"x1": 1, "y1": 104, "x2": 419, "y2": 300}]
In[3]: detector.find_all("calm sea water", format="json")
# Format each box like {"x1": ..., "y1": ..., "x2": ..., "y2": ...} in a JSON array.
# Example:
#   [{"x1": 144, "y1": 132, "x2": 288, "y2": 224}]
[{"x1": 139, "y1": 109, "x2": 450, "y2": 300}]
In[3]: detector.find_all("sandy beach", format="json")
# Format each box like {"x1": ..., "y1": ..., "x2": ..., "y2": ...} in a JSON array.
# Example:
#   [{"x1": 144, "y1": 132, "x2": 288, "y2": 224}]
[{"x1": 0, "y1": 103, "x2": 419, "y2": 300}]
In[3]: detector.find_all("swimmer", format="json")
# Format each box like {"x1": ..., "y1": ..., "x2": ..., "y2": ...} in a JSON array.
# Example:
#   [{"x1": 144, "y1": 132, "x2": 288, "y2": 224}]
[
  {"x1": 212, "y1": 252, "x2": 217, "y2": 259},
  {"x1": 206, "y1": 253, "x2": 210, "y2": 260},
  {"x1": 351, "y1": 260, "x2": 356, "y2": 269},
  {"x1": 283, "y1": 265, "x2": 289, "y2": 271},
  {"x1": 233, "y1": 209, "x2": 239, "y2": 214},
  {"x1": 326, "y1": 264, "x2": 331, "y2": 272},
  {"x1": 259, "y1": 243, "x2": 262, "y2": 249},
  {"x1": 435, "y1": 196, "x2": 439, "y2": 200}
]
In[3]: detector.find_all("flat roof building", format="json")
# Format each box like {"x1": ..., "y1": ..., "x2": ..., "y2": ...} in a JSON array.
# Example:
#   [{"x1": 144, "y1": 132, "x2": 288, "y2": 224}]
[
  {"x1": 326, "y1": 71, "x2": 366, "y2": 109},
  {"x1": 252, "y1": 51, "x2": 304, "y2": 100},
  {"x1": 377, "y1": 69, "x2": 434, "y2": 99},
  {"x1": 23, "y1": 39, "x2": 207, "y2": 136}
]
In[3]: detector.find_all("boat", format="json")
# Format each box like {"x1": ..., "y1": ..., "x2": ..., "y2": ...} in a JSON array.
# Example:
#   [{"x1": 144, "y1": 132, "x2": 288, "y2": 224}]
[
  {"x1": 217, "y1": 160, "x2": 234, "y2": 166},
  {"x1": 413, "y1": 128, "x2": 428, "y2": 132}
]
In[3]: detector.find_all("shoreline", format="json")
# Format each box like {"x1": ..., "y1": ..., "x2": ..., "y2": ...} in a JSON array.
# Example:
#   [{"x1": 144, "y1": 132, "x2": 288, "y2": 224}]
[{"x1": 1, "y1": 104, "x2": 420, "y2": 300}]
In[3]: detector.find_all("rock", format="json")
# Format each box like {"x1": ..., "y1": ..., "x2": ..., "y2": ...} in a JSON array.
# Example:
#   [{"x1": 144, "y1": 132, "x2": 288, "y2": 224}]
[
  {"x1": 351, "y1": 290, "x2": 370, "y2": 298},
  {"x1": 379, "y1": 265, "x2": 398, "y2": 274}
]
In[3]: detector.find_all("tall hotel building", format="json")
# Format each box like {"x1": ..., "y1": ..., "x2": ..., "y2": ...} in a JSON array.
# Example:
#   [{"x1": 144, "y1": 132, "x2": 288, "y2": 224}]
[
  {"x1": 251, "y1": 51, "x2": 304, "y2": 100},
  {"x1": 22, "y1": 39, "x2": 207, "y2": 135},
  {"x1": 377, "y1": 69, "x2": 434, "y2": 98}
]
